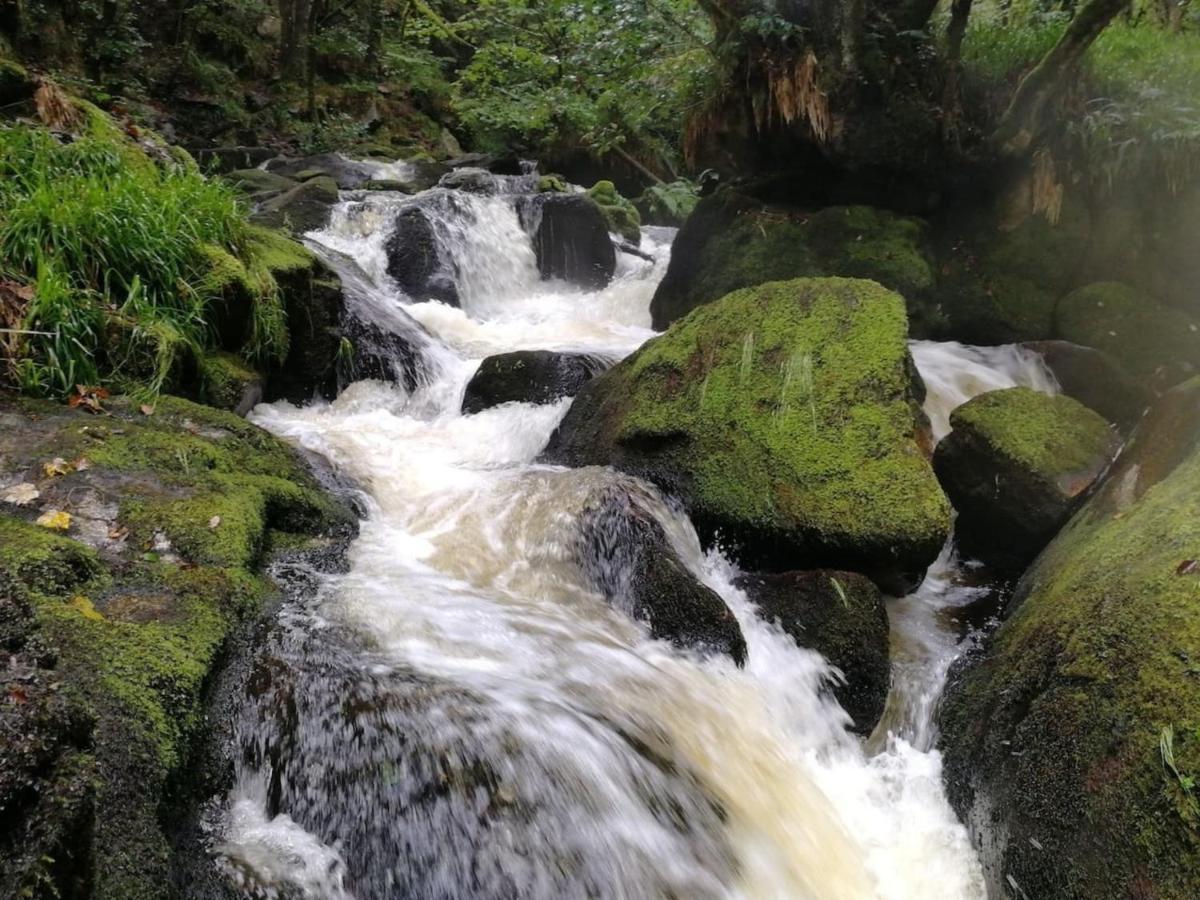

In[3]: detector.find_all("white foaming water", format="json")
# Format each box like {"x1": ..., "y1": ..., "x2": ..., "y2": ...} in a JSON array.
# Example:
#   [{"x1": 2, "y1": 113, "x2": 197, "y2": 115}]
[{"x1": 217, "y1": 187, "x2": 1055, "y2": 899}]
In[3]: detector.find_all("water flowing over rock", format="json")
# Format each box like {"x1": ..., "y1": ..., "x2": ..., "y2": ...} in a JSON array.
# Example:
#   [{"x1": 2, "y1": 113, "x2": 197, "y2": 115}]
[
  {"x1": 736, "y1": 570, "x2": 889, "y2": 734},
  {"x1": 520, "y1": 193, "x2": 617, "y2": 289},
  {"x1": 939, "y1": 378, "x2": 1200, "y2": 900},
  {"x1": 384, "y1": 205, "x2": 461, "y2": 306},
  {"x1": 462, "y1": 350, "x2": 610, "y2": 413},
  {"x1": 933, "y1": 387, "x2": 1119, "y2": 572},
  {"x1": 1022, "y1": 340, "x2": 1150, "y2": 430},
  {"x1": 576, "y1": 483, "x2": 747, "y2": 664},
  {"x1": 265, "y1": 152, "x2": 376, "y2": 190},
  {"x1": 544, "y1": 277, "x2": 951, "y2": 593}
]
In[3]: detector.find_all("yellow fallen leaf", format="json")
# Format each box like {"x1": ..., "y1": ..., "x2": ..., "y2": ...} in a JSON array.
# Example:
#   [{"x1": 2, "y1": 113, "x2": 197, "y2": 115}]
[
  {"x1": 36, "y1": 509, "x2": 72, "y2": 531},
  {"x1": 43, "y1": 457, "x2": 71, "y2": 477},
  {"x1": 70, "y1": 595, "x2": 105, "y2": 621}
]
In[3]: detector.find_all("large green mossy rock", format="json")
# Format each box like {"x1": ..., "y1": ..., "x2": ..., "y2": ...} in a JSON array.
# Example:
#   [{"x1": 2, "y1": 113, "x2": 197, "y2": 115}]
[
  {"x1": 0, "y1": 396, "x2": 355, "y2": 898},
  {"x1": 649, "y1": 191, "x2": 935, "y2": 331},
  {"x1": 933, "y1": 387, "x2": 1119, "y2": 572},
  {"x1": 1057, "y1": 281, "x2": 1200, "y2": 387},
  {"x1": 939, "y1": 378, "x2": 1200, "y2": 900},
  {"x1": 544, "y1": 277, "x2": 951, "y2": 592},
  {"x1": 250, "y1": 174, "x2": 339, "y2": 235}
]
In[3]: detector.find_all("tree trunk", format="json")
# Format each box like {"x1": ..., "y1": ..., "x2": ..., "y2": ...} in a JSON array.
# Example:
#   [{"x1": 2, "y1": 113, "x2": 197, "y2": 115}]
[
  {"x1": 992, "y1": 0, "x2": 1131, "y2": 157},
  {"x1": 942, "y1": 0, "x2": 975, "y2": 141}
]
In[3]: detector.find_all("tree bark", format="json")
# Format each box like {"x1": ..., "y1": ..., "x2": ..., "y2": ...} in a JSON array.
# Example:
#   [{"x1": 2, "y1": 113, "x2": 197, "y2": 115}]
[
  {"x1": 992, "y1": 0, "x2": 1131, "y2": 157},
  {"x1": 942, "y1": 0, "x2": 974, "y2": 140}
]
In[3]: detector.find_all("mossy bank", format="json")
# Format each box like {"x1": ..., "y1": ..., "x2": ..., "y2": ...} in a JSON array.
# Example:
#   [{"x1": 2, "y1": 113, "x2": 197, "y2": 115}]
[{"x1": 0, "y1": 394, "x2": 356, "y2": 898}]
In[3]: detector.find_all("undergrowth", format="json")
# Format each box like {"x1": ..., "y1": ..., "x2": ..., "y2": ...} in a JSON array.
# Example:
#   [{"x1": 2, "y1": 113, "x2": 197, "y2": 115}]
[
  {"x1": 0, "y1": 98, "x2": 287, "y2": 398},
  {"x1": 960, "y1": 10, "x2": 1200, "y2": 194}
]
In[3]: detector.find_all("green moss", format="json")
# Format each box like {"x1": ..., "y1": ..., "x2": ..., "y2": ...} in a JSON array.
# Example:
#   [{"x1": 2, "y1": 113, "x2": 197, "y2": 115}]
[
  {"x1": 537, "y1": 174, "x2": 568, "y2": 193},
  {"x1": 1057, "y1": 281, "x2": 1200, "y2": 383},
  {"x1": 556, "y1": 277, "x2": 950, "y2": 583},
  {"x1": 949, "y1": 387, "x2": 1113, "y2": 478},
  {"x1": 0, "y1": 517, "x2": 104, "y2": 595},
  {"x1": 224, "y1": 167, "x2": 297, "y2": 196},
  {"x1": 806, "y1": 206, "x2": 934, "y2": 299},
  {"x1": 587, "y1": 180, "x2": 642, "y2": 243},
  {"x1": 940, "y1": 379, "x2": 1200, "y2": 899},
  {"x1": 198, "y1": 350, "x2": 262, "y2": 413}
]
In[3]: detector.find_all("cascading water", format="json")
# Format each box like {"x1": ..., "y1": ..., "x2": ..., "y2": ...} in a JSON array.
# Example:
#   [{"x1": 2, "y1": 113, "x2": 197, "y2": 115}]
[{"x1": 209, "y1": 179, "x2": 1058, "y2": 899}]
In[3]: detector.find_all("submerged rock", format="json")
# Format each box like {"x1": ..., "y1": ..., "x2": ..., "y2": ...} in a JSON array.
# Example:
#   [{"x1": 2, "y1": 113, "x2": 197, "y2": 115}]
[
  {"x1": 384, "y1": 205, "x2": 460, "y2": 306},
  {"x1": 544, "y1": 277, "x2": 951, "y2": 593},
  {"x1": 933, "y1": 387, "x2": 1119, "y2": 572},
  {"x1": 649, "y1": 191, "x2": 934, "y2": 331},
  {"x1": 523, "y1": 193, "x2": 616, "y2": 289},
  {"x1": 576, "y1": 485, "x2": 746, "y2": 664},
  {"x1": 736, "y1": 570, "x2": 889, "y2": 734},
  {"x1": 939, "y1": 378, "x2": 1200, "y2": 900},
  {"x1": 1056, "y1": 281, "x2": 1200, "y2": 387},
  {"x1": 250, "y1": 175, "x2": 339, "y2": 235},
  {"x1": 462, "y1": 351, "x2": 610, "y2": 414}
]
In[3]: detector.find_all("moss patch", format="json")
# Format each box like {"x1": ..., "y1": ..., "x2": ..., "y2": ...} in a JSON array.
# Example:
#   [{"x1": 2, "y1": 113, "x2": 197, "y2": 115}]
[
  {"x1": 939, "y1": 378, "x2": 1200, "y2": 899},
  {"x1": 547, "y1": 277, "x2": 950, "y2": 589},
  {"x1": 1057, "y1": 281, "x2": 1200, "y2": 386},
  {"x1": 587, "y1": 180, "x2": 642, "y2": 243}
]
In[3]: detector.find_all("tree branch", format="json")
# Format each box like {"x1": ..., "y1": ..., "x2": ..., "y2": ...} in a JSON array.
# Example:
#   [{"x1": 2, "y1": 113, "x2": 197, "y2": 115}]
[{"x1": 992, "y1": 0, "x2": 1130, "y2": 157}]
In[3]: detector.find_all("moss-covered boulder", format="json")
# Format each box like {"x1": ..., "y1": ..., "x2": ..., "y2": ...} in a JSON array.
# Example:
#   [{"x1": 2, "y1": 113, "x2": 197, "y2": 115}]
[
  {"x1": 939, "y1": 378, "x2": 1200, "y2": 900},
  {"x1": 1056, "y1": 282, "x2": 1200, "y2": 387},
  {"x1": 649, "y1": 191, "x2": 934, "y2": 331},
  {"x1": 1022, "y1": 340, "x2": 1150, "y2": 431},
  {"x1": 933, "y1": 387, "x2": 1119, "y2": 572},
  {"x1": 462, "y1": 350, "x2": 610, "y2": 414},
  {"x1": 250, "y1": 174, "x2": 339, "y2": 235},
  {"x1": 223, "y1": 167, "x2": 297, "y2": 201},
  {"x1": 0, "y1": 395, "x2": 355, "y2": 898},
  {"x1": 736, "y1": 570, "x2": 889, "y2": 734},
  {"x1": 198, "y1": 351, "x2": 264, "y2": 416},
  {"x1": 587, "y1": 180, "x2": 642, "y2": 244},
  {"x1": 544, "y1": 277, "x2": 951, "y2": 592}
]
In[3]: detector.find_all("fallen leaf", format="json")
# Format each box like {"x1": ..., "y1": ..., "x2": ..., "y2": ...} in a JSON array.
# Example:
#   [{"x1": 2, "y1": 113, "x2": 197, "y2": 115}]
[
  {"x1": 140, "y1": 404, "x2": 155, "y2": 416},
  {"x1": 107, "y1": 524, "x2": 129, "y2": 541},
  {"x1": 73, "y1": 457, "x2": 90, "y2": 472},
  {"x1": 2, "y1": 483, "x2": 40, "y2": 506},
  {"x1": 1177, "y1": 560, "x2": 1198, "y2": 576},
  {"x1": 42, "y1": 457, "x2": 71, "y2": 477},
  {"x1": 68, "y1": 385, "x2": 111, "y2": 414},
  {"x1": 36, "y1": 509, "x2": 72, "y2": 531},
  {"x1": 7, "y1": 685, "x2": 27, "y2": 705},
  {"x1": 208, "y1": 515, "x2": 221, "y2": 529}
]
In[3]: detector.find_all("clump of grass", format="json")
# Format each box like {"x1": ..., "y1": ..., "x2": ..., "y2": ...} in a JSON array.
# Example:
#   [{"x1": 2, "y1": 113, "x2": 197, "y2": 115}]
[{"x1": 0, "y1": 101, "x2": 287, "y2": 398}]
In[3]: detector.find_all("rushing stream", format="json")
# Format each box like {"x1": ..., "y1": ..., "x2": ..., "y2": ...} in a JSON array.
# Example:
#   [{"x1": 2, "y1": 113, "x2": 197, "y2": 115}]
[{"x1": 212, "y1": 172, "x2": 1058, "y2": 899}]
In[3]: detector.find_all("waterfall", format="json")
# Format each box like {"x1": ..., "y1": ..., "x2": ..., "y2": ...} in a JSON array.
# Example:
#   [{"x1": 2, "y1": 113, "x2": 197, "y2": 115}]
[{"x1": 209, "y1": 177, "x2": 1057, "y2": 899}]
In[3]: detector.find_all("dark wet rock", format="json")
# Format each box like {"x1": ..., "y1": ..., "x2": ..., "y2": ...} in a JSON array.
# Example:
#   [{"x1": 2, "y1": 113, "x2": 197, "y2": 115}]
[
  {"x1": 933, "y1": 387, "x2": 1119, "y2": 573},
  {"x1": 265, "y1": 153, "x2": 375, "y2": 189},
  {"x1": 939, "y1": 377, "x2": 1200, "y2": 900},
  {"x1": 361, "y1": 179, "x2": 413, "y2": 193},
  {"x1": 577, "y1": 485, "x2": 746, "y2": 664},
  {"x1": 649, "y1": 190, "x2": 934, "y2": 331},
  {"x1": 736, "y1": 570, "x2": 889, "y2": 734},
  {"x1": 438, "y1": 167, "x2": 502, "y2": 193},
  {"x1": 544, "y1": 277, "x2": 950, "y2": 594},
  {"x1": 198, "y1": 352, "x2": 265, "y2": 417},
  {"x1": 401, "y1": 159, "x2": 451, "y2": 192},
  {"x1": 1022, "y1": 340, "x2": 1150, "y2": 430},
  {"x1": 462, "y1": 351, "x2": 610, "y2": 414},
  {"x1": 338, "y1": 314, "x2": 426, "y2": 391},
  {"x1": 250, "y1": 175, "x2": 339, "y2": 236},
  {"x1": 384, "y1": 206, "x2": 459, "y2": 306},
  {"x1": 522, "y1": 193, "x2": 617, "y2": 289}
]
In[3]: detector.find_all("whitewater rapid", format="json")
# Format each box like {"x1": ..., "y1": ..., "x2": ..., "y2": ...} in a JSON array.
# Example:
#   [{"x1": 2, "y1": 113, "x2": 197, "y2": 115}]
[{"x1": 215, "y1": 182, "x2": 1057, "y2": 899}]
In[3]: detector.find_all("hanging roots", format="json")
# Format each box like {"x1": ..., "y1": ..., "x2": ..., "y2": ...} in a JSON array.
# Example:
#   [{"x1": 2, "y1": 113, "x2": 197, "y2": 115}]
[
  {"x1": 757, "y1": 50, "x2": 830, "y2": 143},
  {"x1": 34, "y1": 80, "x2": 84, "y2": 132},
  {"x1": 1032, "y1": 149, "x2": 1064, "y2": 225}
]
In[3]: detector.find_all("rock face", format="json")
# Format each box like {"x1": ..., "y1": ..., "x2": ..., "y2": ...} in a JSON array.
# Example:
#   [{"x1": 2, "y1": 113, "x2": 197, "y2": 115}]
[
  {"x1": 649, "y1": 191, "x2": 934, "y2": 331},
  {"x1": 265, "y1": 152, "x2": 375, "y2": 189},
  {"x1": 0, "y1": 396, "x2": 355, "y2": 898},
  {"x1": 1056, "y1": 281, "x2": 1200, "y2": 387},
  {"x1": 736, "y1": 571, "x2": 889, "y2": 734},
  {"x1": 462, "y1": 351, "x2": 610, "y2": 413},
  {"x1": 933, "y1": 387, "x2": 1119, "y2": 572},
  {"x1": 524, "y1": 193, "x2": 616, "y2": 289},
  {"x1": 576, "y1": 485, "x2": 746, "y2": 664},
  {"x1": 384, "y1": 206, "x2": 460, "y2": 306},
  {"x1": 544, "y1": 277, "x2": 951, "y2": 593},
  {"x1": 1022, "y1": 340, "x2": 1150, "y2": 430},
  {"x1": 939, "y1": 378, "x2": 1200, "y2": 900},
  {"x1": 250, "y1": 175, "x2": 339, "y2": 235}
]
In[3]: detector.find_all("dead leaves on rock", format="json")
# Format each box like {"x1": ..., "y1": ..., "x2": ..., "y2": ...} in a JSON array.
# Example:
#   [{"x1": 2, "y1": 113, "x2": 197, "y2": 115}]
[
  {"x1": 1, "y1": 483, "x2": 40, "y2": 506},
  {"x1": 68, "y1": 385, "x2": 110, "y2": 414},
  {"x1": 35, "y1": 509, "x2": 72, "y2": 531}
]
